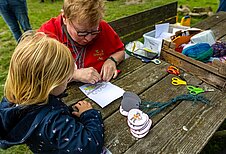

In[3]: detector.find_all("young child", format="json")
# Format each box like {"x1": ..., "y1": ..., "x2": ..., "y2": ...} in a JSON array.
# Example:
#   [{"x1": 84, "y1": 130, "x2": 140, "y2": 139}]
[{"x1": 0, "y1": 32, "x2": 104, "y2": 153}]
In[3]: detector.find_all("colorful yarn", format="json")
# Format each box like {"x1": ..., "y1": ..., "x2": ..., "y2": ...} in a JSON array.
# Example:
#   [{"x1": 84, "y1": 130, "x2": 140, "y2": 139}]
[
  {"x1": 211, "y1": 41, "x2": 226, "y2": 57},
  {"x1": 182, "y1": 43, "x2": 213, "y2": 62}
]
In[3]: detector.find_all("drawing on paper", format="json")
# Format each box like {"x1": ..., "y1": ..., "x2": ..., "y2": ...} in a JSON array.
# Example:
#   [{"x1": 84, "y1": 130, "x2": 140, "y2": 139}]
[{"x1": 83, "y1": 82, "x2": 107, "y2": 95}]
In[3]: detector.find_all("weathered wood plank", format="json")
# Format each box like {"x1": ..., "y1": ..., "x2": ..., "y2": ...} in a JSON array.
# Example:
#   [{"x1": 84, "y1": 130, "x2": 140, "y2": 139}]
[
  {"x1": 193, "y1": 12, "x2": 226, "y2": 40},
  {"x1": 109, "y1": 2, "x2": 177, "y2": 37},
  {"x1": 98, "y1": 61, "x2": 169, "y2": 119},
  {"x1": 219, "y1": 35, "x2": 226, "y2": 42},
  {"x1": 124, "y1": 86, "x2": 223, "y2": 154},
  {"x1": 104, "y1": 73, "x2": 204, "y2": 153},
  {"x1": 193, "y1": 11, "x2": 226, "y2": 31},
  {"x1": 208, "y1": 18, "x2": 226, "y2": 40}
]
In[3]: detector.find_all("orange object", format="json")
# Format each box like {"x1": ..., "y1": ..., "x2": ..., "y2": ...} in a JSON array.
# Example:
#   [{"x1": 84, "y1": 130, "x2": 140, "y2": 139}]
[
  {"x1": 180, "y1": 15, "x2": 191, "y2": 26},
  {"x1": 172, "y1": 35, "x2": 192, "y2": 48}
]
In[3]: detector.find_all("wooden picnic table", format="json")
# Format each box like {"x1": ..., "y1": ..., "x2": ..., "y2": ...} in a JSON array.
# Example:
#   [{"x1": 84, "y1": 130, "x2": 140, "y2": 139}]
[{"x1": 64, "y1": 12, "x2": 226, "y2": 154}]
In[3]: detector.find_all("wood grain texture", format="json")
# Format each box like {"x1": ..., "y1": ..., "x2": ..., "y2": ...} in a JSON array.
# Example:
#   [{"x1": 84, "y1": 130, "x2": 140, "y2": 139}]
[
  {"x1": 109, "y1": 2, "x2": 177, "y2": 37},
  {"x1": 124, "y1": 82, "x2": 223, "y2": 154},
  {"x1": 193, "y1": 11, "x2": 226, "y2": 31},
  {"x1": 103, "y1": 62, "x2": 171, "y2": 153},
  {"x1": 104, "y1": 72, "x2": 209, "y2": 153}
]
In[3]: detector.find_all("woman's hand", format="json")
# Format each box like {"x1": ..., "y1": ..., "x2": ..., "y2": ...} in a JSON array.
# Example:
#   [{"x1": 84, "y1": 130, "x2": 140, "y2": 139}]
[
  {"x1": 73, "y1": 67, "x2": 101, "y2": 84},
  {"x1": 72, "y1": 100, "x2": 93, "y2": 117},
  {"x1": 100, "y1": 58, "x2": 118, "y2": 82}
]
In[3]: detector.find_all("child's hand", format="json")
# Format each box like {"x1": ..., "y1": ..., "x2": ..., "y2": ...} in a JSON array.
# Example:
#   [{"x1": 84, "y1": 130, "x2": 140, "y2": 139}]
[{"x1": 72, "y1": 100, "x2": 93, "y2": 117}]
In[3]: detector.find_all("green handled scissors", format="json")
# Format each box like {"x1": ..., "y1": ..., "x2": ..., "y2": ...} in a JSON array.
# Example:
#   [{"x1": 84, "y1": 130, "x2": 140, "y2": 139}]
[
  {"x1": 171, "y1": 77, "x2": 187, "y2": 85},
  {"x1": 187, "y1": 86, "x2": 205, "y2": 95}
]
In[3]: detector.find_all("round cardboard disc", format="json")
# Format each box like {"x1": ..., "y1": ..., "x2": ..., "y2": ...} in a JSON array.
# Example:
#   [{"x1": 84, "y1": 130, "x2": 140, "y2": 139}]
[
  {"x1": 130, "y1": 128, "x2": 149, "y2": 139},
  {"x1": 127, "y1": 114, "x2": 149, "y2": 130},
  {"x1": 131, "y1": 119, "x2": 152, "y2": 135},
  {"x1": 128, "y1": 109, "x2": 147, "y2": 126},
  {"x1": 119, "y1": 105, "x2": 129, "y2": 116},
  {"x1": 120, "y1": 92, "x2": 141, "y2": 115}
]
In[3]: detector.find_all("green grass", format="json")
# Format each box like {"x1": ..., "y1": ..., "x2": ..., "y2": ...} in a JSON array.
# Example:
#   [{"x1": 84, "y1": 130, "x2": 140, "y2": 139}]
[{"x1": 0, "y1": 0, "x2": 220, "y2": 153}]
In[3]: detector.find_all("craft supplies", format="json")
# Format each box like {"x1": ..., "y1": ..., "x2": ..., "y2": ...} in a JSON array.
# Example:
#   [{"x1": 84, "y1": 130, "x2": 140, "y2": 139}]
[
  {"x1": 125, "y1": 41, "x2": 144, "y2": 57},
  {"x1": 187, "y1": 86, "x2": 205, "y2": 95},
  {"x1": 140, "y1": 94, "x2": 210, "y2": 117},
  {"x1": 167, "y1": 65, "x2": 186, "y2": 81},
  {"x1": 80, "y1": 82, "x2": 125, "y2": 108},
  {"x1": 127, "y1": 109, "x2": 152, "y2": 138},
  {"x1": 190, "y1": 30, "x2": 216, "y2": 46},
  {"x1": 120, "y1": 92, "x2": 141, "y2": 116},
  {"x1": 211, "y1": 41, "x2": 226, "y2": 57},
  {"x1": 171, "y1": 77, "x2": 187, "y2": 85},
  {"x1": 170, "y1": 72, "x2": 214, "y2": 95},
  {"x1": 167, "y1": 66, "x2": 180, "y2": 76},
  {"x1": 125, "y1": 41, "x2": 161, "y2": 64},
  {"x1": 182, "y1": 43, "x2": 213, "y2": 62},
  {"x1": 187, "y1": 85, "x2": 215, "y2": 95},
  {"x1": 86, "y1": 84, "x2": 103, "y2": 95},
  {"x1": 119, "y1": 91, "x2": 211, "y2": 139},
  {"x1": 132, "y1": 49, "x2": 158, "y2": 60},
  {"x1": 180, "y1": 15, "x2": 191, "y2": 26}
]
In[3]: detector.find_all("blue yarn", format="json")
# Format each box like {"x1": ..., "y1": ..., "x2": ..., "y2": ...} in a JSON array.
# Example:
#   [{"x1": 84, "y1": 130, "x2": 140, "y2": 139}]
[
  {"x1": 182, "y1": 43, "x2": 213, "y2": 62},
  {"x1": 140, "y1": 94, "x2": 210, "y2": 117}
]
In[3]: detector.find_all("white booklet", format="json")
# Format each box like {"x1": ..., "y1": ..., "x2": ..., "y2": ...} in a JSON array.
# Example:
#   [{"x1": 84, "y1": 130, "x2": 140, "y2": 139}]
[{"x1": 79, "y1": 82, "x2": 125, "y2": 108}]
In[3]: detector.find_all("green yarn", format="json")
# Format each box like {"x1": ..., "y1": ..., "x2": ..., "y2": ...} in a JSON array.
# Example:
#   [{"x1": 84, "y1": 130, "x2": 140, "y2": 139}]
[
  {"x1": 194, "y1": 48, "x2": 213, "y2": 62},
  {"x1": 140, "y1": 94, "x2": 210, "y2": 117},
  {"x1": 182, "y1": 43, "x2": 213, "y2": 63}
]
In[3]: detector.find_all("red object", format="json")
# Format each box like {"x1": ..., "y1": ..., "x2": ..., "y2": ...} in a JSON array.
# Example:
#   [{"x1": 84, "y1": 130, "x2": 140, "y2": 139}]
[
  {"x1": 117, "y1": 70, "x2": 121, "y2": 74},
  {"x1": 175, "y1": 46, "x2": 183, "y2": 53},
  {"x1": 38, "y1": 14, "x2": 124, "y2": 72},
  {"x1": 167, "y1": 66, "x2": 180, "y2": 76}
]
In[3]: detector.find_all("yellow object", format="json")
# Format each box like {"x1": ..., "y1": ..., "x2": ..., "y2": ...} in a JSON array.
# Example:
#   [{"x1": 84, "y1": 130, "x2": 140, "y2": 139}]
[
  {"x1": 171, "y1": 77, "x2": 187, "y2": 85},
  {"x1": 176, "y1": 14, "x2": 178, "y2": 23},
  {"x1": 143, "y1": 47, "x2": 154, "y2": 53},
  {"x1": 132, "y1": 42, "x2": 136, "y2": 52},
  {"x1": 180, "y1": 15, "x2": 191, "y2": 26}
]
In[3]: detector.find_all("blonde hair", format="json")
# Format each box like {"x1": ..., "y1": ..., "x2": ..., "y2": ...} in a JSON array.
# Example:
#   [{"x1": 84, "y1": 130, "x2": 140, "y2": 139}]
[
  {"x1": 63, "y1": 0, "x2": 104, "y2": 27},
  {"x1": 4, "y1": 31, "x2": 75, "y2": 105}
]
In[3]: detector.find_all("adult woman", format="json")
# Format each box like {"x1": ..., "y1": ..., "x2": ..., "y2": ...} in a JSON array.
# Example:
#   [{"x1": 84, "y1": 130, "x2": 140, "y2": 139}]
[{"x1": 39, "y1": 0, "x2": 125, "y2": 84}]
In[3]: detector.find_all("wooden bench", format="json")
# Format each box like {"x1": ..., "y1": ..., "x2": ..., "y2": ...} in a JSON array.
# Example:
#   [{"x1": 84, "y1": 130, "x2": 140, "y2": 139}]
[{"x1": 109, "y1": 1, "x2": 178, "y2": 44}]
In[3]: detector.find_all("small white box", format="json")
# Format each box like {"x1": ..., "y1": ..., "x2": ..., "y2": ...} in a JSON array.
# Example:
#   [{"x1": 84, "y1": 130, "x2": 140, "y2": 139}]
[
  {"x1": 190, "y1": 30, "x2": 216, "y2": 46},
  {"x1": 143, "y1": 24, "x2": 189, "y2": 56},
  {"x1": 143, "y1": 30, "x2": 163, "y2": 56}
]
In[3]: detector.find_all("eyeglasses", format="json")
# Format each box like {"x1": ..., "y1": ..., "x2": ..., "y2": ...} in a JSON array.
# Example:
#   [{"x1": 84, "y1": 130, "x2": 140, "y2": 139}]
[{"x1": 70, "y1": 20, "x2": 101, "y2": 37}]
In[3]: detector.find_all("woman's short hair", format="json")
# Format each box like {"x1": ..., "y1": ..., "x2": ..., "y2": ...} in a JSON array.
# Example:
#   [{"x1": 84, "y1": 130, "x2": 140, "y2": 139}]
[
  {"x1": 4, "y1": 31, "x2": 75, "y2": 105},
  {"x1": 63, "y1": 0, "x2": 104, "y2": 27}
]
